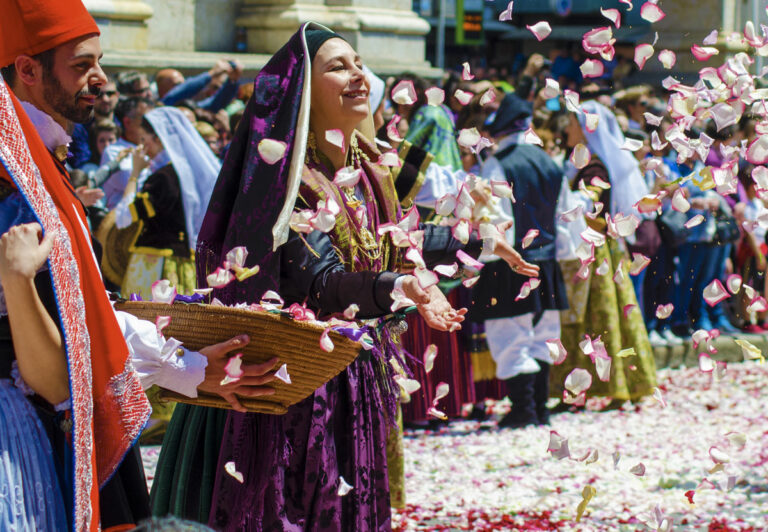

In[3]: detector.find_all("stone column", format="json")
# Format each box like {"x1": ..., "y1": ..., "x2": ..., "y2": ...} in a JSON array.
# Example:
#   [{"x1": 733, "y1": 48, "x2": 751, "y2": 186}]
[
  {"x1": 236, "y1": 0, "x2": 439, "y2": 76},
  {"x1": 84, "y1": 0, "x2": 154, "y2": 51}
]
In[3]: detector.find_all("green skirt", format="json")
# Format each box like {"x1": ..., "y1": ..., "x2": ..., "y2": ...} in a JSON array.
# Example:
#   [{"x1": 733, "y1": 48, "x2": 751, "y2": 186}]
[
  {"x1": 150, "y1": 404, "x2": 228, "y2": 522},
  {"x1": 551, "y1": 239, "x2": 657, "y2": 401}
]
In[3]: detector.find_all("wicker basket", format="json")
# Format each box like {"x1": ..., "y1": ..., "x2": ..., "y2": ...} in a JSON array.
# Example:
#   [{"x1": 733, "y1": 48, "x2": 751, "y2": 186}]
[{"x1": 115, "y1": 301, "x2": 362, "y2": 414}]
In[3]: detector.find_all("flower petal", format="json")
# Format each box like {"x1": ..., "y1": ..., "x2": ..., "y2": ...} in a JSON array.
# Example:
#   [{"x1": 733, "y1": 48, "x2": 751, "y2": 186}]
[
  {"x1": 526, "y1": 20, "x2": 552, "y2": 41},
  {"x1": 155, "y1": 315, "x2": 171, "y2": 336},
  {"x1": 434, "y1": 263, "x2": 458, "y2": 277},
  {"x1": 600, "y1": 7, "x2": 621, "y2": 27},
  {"x1": 320, "y1": 329, "x2": 334, "y2": 352},
  {"x1": 151, "y1": 279, "x2": 177, "y2": 304},
  {"x1": 456, "y1": 249, "x2": 484, "y2": 270},
  {"x1": 461, "y1": 62, "x2": 474, "y2": 81},
  {"x1": 523, "y1": 127, "x2": 543, "y2": 146},
  {"x1": 423, "y1": 344, "x2": 438, "y2": 373},
  {"x1": 391, "y1": 80, "x2": 416, "y2": 105},
  {"x1": 207, "y1": 268, "x2": 235, "y2": 288},
  {"x1": 658, "y1": 49, "x2": 676, "y2": 69},
  {"x1": 691, "y1": 44, "x2": 719, "y2": 61},
  {"x1": 655, "y1": 303, "x2": 674, "y2": 319},
  {"x1": 640, "y1": 1, "x2": 665, "y2": 23},
  {"x1": 580, "y1": 59, "x2": 605, "y2": 78},
  {"x1": 337, "y1": 476, "x2": 354, "y2": 496},
  {"x1": 571, "y1": 143, "x2": 591, "y2": 169},
  {"x1": 457, "y1": 127, "x2": 481, "y2": 148},
  {"x1": 684, "y1": 214, "x2": 705, "y2": 228},
  {"x1": 433, "y1": 382, "x2": 450, "y2": 403},
  {"x1": 257, "y1": 138, "x2": 288, "y2": 164},
  {"x1": 629, "y1": 462, "x2": 646, "y2": 476},
  {"x1": 564, "y1": 368, "x2": 593, "y2": 395},
  {"x1": 634, "y1": 43, "x2": 654, "y2": 69},
  {"x1": 275, "y1": 363, "x2": 292, "y2": 384},
  {"x1": 224, "y1": 461, "x2": 244, "y2": 483},
  {"x1": 498, "y1": 0, "x2": 514, "y2": 21},
  {"x1": 343, "y1": 304, "x2": 360, "y2": 320},
  {"x1": 220, "y1": 353, "x2": 244, "y2": 385},
  {"x1": 325, "y1": 129, "x2": 345, "y2": 152},
  {"x1": 425, "y1": 86, "x2": 445, "y2": 106},
  {"x1": 671, "y1": 188, "x2": 690, "y2": 212},
  {"x1": 479, "y1": 88, "x2": 496, "y2": 106},
  {"x1": 521, "y1": 229, "x2": 539, "y2": 249},
  {"x1": 225, "y1": 246, "x2": 249, "y2": 269},
  {"x1": 454, "y1": 89, "x2": 473, "y2": 106},
  {"x1": 703, "y1": 279, "x2": 729, "y2": 306},
  {"x1": 546, "y1": 338, "x2": 567, "y2": 364}
]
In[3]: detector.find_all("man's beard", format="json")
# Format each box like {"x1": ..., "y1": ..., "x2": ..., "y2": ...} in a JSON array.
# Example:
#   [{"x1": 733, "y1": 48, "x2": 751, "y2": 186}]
[{"x1": 42, "y1": 72, "x2": 98, "y2": 124}]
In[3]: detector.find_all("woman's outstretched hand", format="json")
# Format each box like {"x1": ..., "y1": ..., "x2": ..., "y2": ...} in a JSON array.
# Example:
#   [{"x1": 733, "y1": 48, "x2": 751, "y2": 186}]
[
  {"x1": 402, "y1": 276, "x2": 466, "y2": 332},
  {"x1": 491, "y1": 221, "x2": 540, "y2": 277}
]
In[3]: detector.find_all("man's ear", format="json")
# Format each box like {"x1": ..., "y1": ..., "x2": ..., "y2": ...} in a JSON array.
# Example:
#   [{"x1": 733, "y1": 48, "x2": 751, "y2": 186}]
[{"x1": 14, "y1": 55, "x2": 43, "y2": 87}]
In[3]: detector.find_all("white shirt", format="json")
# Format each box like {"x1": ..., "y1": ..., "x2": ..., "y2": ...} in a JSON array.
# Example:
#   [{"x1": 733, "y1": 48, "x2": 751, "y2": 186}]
[
  {"x1": 18, "y1": 105, "x2": 208, "y2": 398},
  {"x1": 100, "y1": 139, "x2": 151, "y2": 209}
]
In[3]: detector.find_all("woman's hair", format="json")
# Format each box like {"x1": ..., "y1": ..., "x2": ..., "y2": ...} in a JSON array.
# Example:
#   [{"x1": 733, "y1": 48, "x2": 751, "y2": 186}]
[
  {"x1": 140, "y1": 115, "x2": 157, "y2": 136},
  {"x1": 90, "y1": 118, "x2": 121, "y2": 139}
]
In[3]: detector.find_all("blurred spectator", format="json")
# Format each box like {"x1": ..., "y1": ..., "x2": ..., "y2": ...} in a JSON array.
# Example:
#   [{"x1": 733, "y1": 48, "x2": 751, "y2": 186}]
[
  {"x1": 195, "y1": 121, "x2": 222, "y2": 158},
  {"x1": 100, "y1": 96, "x2": 154, "y2": 208},
  {"x1": 154, "y1": 68, "x2": 185, "y2": 100},
  {"x1": 160, "y1": 59, "x2": 242, "y2": 113},
  {"x1": 614, "y1": 85, "x2": 652, "y2": 130},
  {"x1": 117, "y1": 70, "x2": 152, "y2": 100},
  {"x1": 95, "y1": 77, "x2": 120, "y2": 122}
]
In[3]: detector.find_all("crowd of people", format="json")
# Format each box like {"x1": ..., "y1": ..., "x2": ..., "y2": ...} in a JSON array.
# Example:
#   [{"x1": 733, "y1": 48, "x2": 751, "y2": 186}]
[{"x1": 1, "y1": 0, "x2": 766, "y2": 530}]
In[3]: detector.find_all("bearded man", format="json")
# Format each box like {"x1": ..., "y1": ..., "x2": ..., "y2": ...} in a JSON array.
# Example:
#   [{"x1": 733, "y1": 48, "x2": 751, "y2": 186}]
[{"x1": 0, "y1": 1, "x2": 276, "y2": 530}]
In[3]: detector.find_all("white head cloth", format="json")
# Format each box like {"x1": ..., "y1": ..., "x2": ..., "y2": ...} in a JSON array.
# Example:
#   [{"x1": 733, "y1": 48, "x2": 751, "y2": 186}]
[
  {"x1": 144, "y1": 106, "x2": 221, "y2": 250},
  {"x1": 364, "y1": 65, "x2": 386, "y2": 113},
  {"x1": 578, "y1": 100, "x2": 649, "y2": 217}
]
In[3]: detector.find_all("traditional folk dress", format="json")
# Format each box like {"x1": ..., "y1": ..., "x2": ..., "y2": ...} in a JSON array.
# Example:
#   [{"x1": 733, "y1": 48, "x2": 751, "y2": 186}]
[
  {"x1": 550, "y1": 102, "x2": 657, "y2": 402},
  {"x1": 117, "y1": 107, "x2": 220, "y2": 301},
  {"x1": 468, "y1": 94, "x2": 568, "y2": 427},
  {"x1": 151, "y1": 23, "x2": 481, "y2": 530}
]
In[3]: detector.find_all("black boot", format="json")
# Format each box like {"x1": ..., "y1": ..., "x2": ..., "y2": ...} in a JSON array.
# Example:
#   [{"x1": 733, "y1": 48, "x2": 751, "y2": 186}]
[
  {"x1": 498, "y1": 372, "x2": 538, "y2": 429},
  {"x1": 533, "y1": 361, "x2": 551, "y2": 425}
]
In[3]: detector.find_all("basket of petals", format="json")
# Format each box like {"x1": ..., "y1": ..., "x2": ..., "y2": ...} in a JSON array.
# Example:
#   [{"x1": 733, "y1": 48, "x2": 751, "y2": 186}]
[{"x1": 115, "y1": 297, "x2": 363, "y2": 414}]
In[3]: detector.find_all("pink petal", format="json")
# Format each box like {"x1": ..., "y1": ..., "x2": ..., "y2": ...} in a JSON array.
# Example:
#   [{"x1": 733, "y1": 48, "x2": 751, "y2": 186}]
[
  {"x1": 521, "y1": 229, "x2": 539, "y2": 249},
  {"x1": 337, "y1": 476, "x2": 353, "y2": 496},
  {"x1": 456, "y1": 249, "x2": 484, "y2": 270},
  {"x1": 684, "y1": 214, "x2": 705, "y2": 229},
  {"x1": 490, "y1": 179, "x2": 514, "y2": 199},
  {"x1": 385, "y1": 115, "x2": 404, "y2": 143},
  {"x1": 343, "y1": 304, "x2": 360, "y2": 320},
  {"x1": 526, "y1": 20, "x2": 552, "y2": 41},
  {"x1": 709, "y1": 446, "x2": 730, "y2": 464},
  {"x1": 461, "y1": 62, "x2": 474, "y2": 81},
  {"x1": 427, "y1": 406, "x2": 448, "y2": 420},
  {"x1": 333, "y1": 166, "x2": 362, "y2": 188},
  {"x1": 290, "y1": 209, "x2": 314, "y2": 233},
  {"x1": 703, "y1": 279, "x2": 729, "y2": 306},
  {"x1": 623, "y1": 303, "x2": 636, "y2": 318},
  {"x1": 546, "y1": 431, "x2": 570, "y2": 460},
  {"x1": 630, "y1": 462, "x2": 646, "y2": 476},
  {"x1": 155, "y1": 315, "x2": 171, "y2": 336},
  {"x1": 746, "y1": 135, "x2": 768, "y2": 164},
  {"x1": 462, "y1": 276, "x2": 480, "y2": 288},
  {"x1": 225, "y1": 246, "x2": 249, "y2": 269},
  {"x1": 580, "y1": 59, "x2": 605, "y2": 78},
  {"x1": 425, "y1": 87, "x2": 445, "y2": 106},
  {"x1": 479, "y1": 89, "x2": 496, "y2": 106},
  {"x1": 671, "y1": 188, "x2": 690, "y2": 212},
  {"x1": 220, "y1": 353, "x2": 244, "y2": 385},
  {"x1": 600, "y1": 7, "x2": 621, "y2": 28},
  {"x1": 434, "y1": 193, "x2": 457, "y2": 216},
  {"x1": 405, "y1": 247, "x2": 426, "y2": 269},
  {"x1": 433, "y1": 382, "x2": 450, "y2": 403},
  {"x1": 275, "y1": 363, "x2": 292, "y2": 384},
  {"x1": 640, "y1": 1, "x2": 665, "y2": 23},
  {"x1": 564, "y1": 368, "x2": 592, "y2": 395},
  {"x1": 454, "y1": 89, "x2": 473, "y2": 106},
  {"x1": 618, "y1": 0, "x2": 633, "y2": 9},
  {"x1": 563, "y1": 90, "x2": 581, "y2": 112},
  {"x1": 413, "y1": 267, "x2": 439, "y2": 289},
  {"x1": 595, "y1": 356, "x2": 611, "y2": 381},
  {"x1": 257, "y1": 138, "x2": 288, "y2": 165},
  {"x1": 151, "y1": 279, "x2": 177, "y2": 304},
  {"x1": 699, "y1": 353, "x2": 714, "y2": 372},
  {"x1": 320, "y1": 329, "x2": 334, "y2": 352},
  {"x1": 726, "y1": 274, "x2": 742, "y2": 294},
  {"x1": 325, "y1": 129, "x2": 345, "y2": 152},
  {"x1": 657, "y1": 49, "x2": 676, "y2": 69},
  {"x1": 224, "y1": 461, "x2": 244, "y2": 483},
  {"x1": 691, "y1": 44, "x2": 719, "y2": 61},
  {"x1": 703, "y1": 29, "x2": 718, "y2": 45},
  {"x1": 571, "y1": 143, "x2": 591, "y2": 169},
  {"x1": 634, "y1": 43, "x2": 654, "y2": 69},
  {"x1": 423, "y1": 344, "x2": 438, "y2": 373},
  {"x1": 457, "y1": 127, "x2": 481, "y2": 148},
  {"x1": 644, "y1": 112, "x2": 663, "y2": 126},
  {"x1": 377, "y1": 151, "x2": 401, "y2": 167},
  {"x1": 451, "y1": 219, "x2": 470, "y2": 244},
  {"x1": 391, "y1": 80, "x2": 417, "y2": 105},
  {"x1": 747, "y1": 295, "x2": 768, "y2": 314},
  {"x1": 584, "y1": 112, "x2": 600, "y2": 132},
  {"x1": 595, "y1": 259, "x2": 610, "y2": 276},
  {"x1": 539, "y1": 78, "x2": 560, "y2": 100},
  {"x1": 207, "y1": 267, "x2": 235, "y2": 288},
  {"x1": 652, "y1": 386, "x2": 667, "y2": 408},
  {"x1": 629, "y1": 253, "x2": 651, "y2": 275},
  {"x1": 498, "y1": 0, "x2": 513, "y2": 21},
  {"x1": 655, "y1": 303, "x2": 674, "y2": 319},
  {"x1": 434, "y1": 263, "x2": 458, "y2": 277},
  {"x1": 260, "y1": 290, "x2": 284, "y2": 307},
  {"x1": 523, "y1": 127, "x2": 543, "y2": 146},
  {"x1": 546, "y1": 338, "x2": 567, "y2": 364},
  {"x1": 563, "y1": 389, "x2": 586, "y2": 406},
  {"x1": 515, "y1": 280, "x2": 535, "y2": 301},
  {"x1": 309, "y1": 208, "x2": 336, "y2": 233}
]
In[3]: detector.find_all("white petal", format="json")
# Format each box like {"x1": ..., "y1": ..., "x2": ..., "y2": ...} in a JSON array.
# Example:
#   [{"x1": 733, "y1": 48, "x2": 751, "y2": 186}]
[
  {"x1": 275, "y1": 363, "x2": 292, "y2": 384},
  {"x1": 523, "y1": 127, "x2": 543, "y2": 146},
  {"x1": 546, "y1": 338, "x2": 567, "y2": 364},
  {"x1": 391, "y1": 80, "x2": 416, "y2": 105},
  {"x1": 640, "y1": 2, "x2": 665, "y2": 23},
  {"x1": 454, "y1": 89, "x2": 473, "y2": 106},
  {"x1": 151, "y1": 279, "x2": 177, "y2": 304},
  {"x1": 580, "y1": 59, "x2": 605, "y2": 78},
  {"x1": 224, "y1": 461, "x2": 244, "y2": 483},
  {"x1": 571, "y1": 143, "x2": 591, "y2": 169},
  {"x1": 425, "y1": 87, "x2": 445, "y2": 106},
  {"x1": 257, "y1": 138, "x2": 288, "y2": 164},
  {"x1": 526, "y1": 20, "x2": 552, "y2": 41},
  {"x1": 658, "y1": 49, "x2": 676, "y2": 69},
  {"x1": 320, "y1": 329, "x2": 335, "y2": 352},
  {"x1": 457, "y1": 127, "x2": 481, "y2": 148},
  {"x1": 703, "y1": 279, "x2": 730, "y2": 306},
  {"x1": 423, "y1": 344, "x2": 438, "y2": 373},
  {"x1": 564, "y1": 368, "x2": 593, "y2": 395},
  {"x1": 337, "y1": 476, "x2": 354, "y2": 496}
]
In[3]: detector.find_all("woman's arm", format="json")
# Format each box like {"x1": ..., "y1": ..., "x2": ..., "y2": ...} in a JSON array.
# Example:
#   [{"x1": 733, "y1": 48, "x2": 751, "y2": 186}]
[{"x1": 0, "y1": 223, "x2": 69, "y2": 404}]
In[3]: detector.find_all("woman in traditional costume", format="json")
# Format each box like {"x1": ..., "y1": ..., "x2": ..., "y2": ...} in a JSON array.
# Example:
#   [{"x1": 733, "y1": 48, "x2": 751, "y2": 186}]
[
  {"x1": 550, "y1": 101, "x2": 658, "y2": 403},
  {"x1": 151, "y1": 23, "x2": 536, "y2": 530},
  {"x1": 117, "y1": 106, "x2": 220, "y2": 300}
]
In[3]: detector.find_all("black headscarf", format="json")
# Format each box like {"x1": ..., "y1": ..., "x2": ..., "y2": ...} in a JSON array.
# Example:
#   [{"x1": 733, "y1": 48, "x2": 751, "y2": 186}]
[
  {"x1": 488, "y1": 93, "x2": 533, "y2": 137},
  {"x1": 305, "y1": 28, "x2": 345, "y2": 61}
]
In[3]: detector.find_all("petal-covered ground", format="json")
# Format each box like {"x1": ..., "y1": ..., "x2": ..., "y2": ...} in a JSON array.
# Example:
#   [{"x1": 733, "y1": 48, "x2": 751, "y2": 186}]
[
  {"x1": 141, "y1": 362, "x2": 768, "y2": 531},
  {"x1": 393, "y1": 363, "x2": 768, "y2": 531}
]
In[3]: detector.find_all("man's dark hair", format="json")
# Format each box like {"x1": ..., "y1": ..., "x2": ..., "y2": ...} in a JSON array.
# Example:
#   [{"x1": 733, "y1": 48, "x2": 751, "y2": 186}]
[
  {"x1": 116, "y1": 70, "x2": 148, "y2": 95},
  {"x1": 1, "y1": 49, "x2": 56, "y2": 87},
  {"x1": 114, "y1": 96, "x2": 154, "y2": 125}
]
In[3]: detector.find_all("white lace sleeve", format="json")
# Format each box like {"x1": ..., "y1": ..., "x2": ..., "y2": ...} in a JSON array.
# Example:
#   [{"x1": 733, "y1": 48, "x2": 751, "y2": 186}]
[{"x1": 113, "y1": 308, "x2": 208, "y2": 398}]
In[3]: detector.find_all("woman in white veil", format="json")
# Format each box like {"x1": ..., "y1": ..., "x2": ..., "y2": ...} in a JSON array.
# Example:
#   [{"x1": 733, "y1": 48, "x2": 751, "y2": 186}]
[
  {"x1": 116, "y1": 106, "x2": 221, "y2": 301},
  {"x1": 551, "y1": 100, "x2": 657, "y2": 406}
]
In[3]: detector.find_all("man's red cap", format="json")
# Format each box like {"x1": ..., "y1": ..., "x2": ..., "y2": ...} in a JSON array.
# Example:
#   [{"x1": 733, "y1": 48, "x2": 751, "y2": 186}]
[{"x1": 0, "y1": 0, "x2": 100, "y2": 68}]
